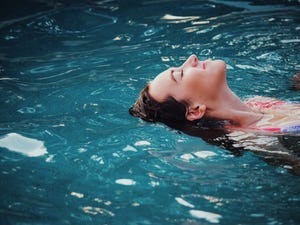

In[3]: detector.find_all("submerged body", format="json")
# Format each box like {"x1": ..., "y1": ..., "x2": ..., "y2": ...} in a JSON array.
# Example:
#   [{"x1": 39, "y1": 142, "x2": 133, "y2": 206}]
[{"x1": 229, "y1": 96, "x2": 300, "y2": 133}]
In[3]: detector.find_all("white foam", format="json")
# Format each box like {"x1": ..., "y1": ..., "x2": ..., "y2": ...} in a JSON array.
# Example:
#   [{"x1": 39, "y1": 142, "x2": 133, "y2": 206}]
[
  {"x1": 134, "y1": 140, "x2": 151, "y2": 146},
  {"x1": 280, "y1": 39, "x2": 300, "y2": 44},
  {"x1": 123, "y1": 145, "x2": 137, "y2": 152},
  {"x1": 161, "y1": 14, "x2": 200, "y2": 23},
  {"x1": 180, "y1": 153, "x2": 194, "y2": 161},
  {"x1": 175, "y1": 197, "x2": 195, "y2": 208},
  {"x1": 0, "y1": 133, "x2": 47, "y2": 157},
  {"x1": 189, "y1": 209, "x2": 222, "y2": 223},
  {"x1": 45, "y1": 154, "x2": 55, "y2": 162},
  {"x1": 82, "y1": 206, "x2": 115, "y2": 216},
  {"x1": 71, "y1": 192, "x2": 84, "y2": 198},
  {"x1": 193, "y1": 151, "x2": 216, "y2": 159},
  {"x1": 150, "y1": 181, "x2": 160, "y2": 187},
  {"x1": 226, "y1": 64, "x2": 234, "y2": 69},
  {"x1": 115, "y1": 179, "x2": 136, "y2": 186}
]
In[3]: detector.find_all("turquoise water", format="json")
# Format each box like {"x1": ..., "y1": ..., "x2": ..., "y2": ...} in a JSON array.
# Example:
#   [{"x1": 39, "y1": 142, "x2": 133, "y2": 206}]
[{"x1": 0, "y1": 0, "x2": 300, "y2": 224}]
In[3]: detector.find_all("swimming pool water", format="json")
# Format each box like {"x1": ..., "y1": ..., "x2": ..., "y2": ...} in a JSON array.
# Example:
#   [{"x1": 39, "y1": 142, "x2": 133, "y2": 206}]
[{"x1": 0, "y1": 0, "x2": 300, "y2": 224}]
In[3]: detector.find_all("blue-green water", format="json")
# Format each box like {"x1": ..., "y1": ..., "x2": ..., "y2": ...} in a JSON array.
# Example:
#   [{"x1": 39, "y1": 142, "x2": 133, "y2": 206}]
[{"x1": 0, "y1": 0, "x2": 300, "y2": 224}]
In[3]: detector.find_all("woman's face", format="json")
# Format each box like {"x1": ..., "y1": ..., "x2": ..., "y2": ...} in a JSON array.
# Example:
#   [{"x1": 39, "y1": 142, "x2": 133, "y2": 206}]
[{"x1": 149, "y1": 54, "x2": 227, "y2": 105}]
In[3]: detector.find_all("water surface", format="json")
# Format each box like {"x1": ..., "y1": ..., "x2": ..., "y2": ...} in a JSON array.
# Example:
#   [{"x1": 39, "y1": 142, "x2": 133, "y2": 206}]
[{"x1": 0, "y1": 0, "x2": 300, "y2": 224}]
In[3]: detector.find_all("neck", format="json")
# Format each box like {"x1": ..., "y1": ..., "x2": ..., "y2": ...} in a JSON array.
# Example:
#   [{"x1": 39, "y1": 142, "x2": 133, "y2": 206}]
[{"x1": 205, "y1": 85, "x2": 263, "y2": 127}]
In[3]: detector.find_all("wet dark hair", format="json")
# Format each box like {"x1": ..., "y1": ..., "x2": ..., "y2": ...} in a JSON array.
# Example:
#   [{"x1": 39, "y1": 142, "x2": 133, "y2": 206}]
[
  {"x1": 129, "y1": 84, "x2": 191, "y2": 129},
  {"x1": 129, "y1": 84, "x2": 241, "y2": 155},
  {"x1": 129, "y1": 84, "x2": 228, "y2": 131}
]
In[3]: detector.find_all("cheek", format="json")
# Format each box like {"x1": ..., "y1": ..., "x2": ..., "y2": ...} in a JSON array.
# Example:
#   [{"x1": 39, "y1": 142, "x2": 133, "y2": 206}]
[
  {"x1": 149, "y1": 78, "x2": 174, "y2": 102},
  {"x1": 180, "y1": 70, "x2": 223, "y2": 101},
  {"x1": 173, "y1": 77, "x2": 205, "y2": 102},
  {"x1": 183, "y1": 71, "x2": 209, "y2": 93}
]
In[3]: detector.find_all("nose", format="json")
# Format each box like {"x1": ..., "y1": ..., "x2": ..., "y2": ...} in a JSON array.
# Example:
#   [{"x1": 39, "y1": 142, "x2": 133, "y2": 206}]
[{"x1": 182, "y1": 54, "x2": 198, "y2": 68}]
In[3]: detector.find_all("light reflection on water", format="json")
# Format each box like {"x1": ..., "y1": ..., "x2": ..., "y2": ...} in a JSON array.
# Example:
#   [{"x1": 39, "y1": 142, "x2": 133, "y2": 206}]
[{"x1": 0, "y1": 0, "x2": 300, "y2": 225}]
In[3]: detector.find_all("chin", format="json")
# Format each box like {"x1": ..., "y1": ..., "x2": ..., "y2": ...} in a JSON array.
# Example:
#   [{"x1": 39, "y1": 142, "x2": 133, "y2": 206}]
[
  {"x1": 212, "y1": 60, "x2": 227, "y2": 84},
  {"x1": 210, "y1": 60, "x2": 226, "y2": 74},
  {"x1": 214, "y1": 59, "x2": 226, "y2": 69}
]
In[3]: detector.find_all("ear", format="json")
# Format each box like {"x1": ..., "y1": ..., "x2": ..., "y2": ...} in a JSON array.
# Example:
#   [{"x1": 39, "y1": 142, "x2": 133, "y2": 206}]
[{"x1": 186, "y1": 104, "x2": 206, "y2": 121}]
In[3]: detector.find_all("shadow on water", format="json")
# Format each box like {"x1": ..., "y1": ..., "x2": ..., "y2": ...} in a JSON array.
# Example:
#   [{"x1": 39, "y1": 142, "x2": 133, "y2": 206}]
[{"x1": 159, "y1": 118, "x2": 300, "y2": 176}]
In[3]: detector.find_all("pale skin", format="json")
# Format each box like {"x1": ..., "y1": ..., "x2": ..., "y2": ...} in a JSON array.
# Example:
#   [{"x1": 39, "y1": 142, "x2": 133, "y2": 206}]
[{"x1": 149, "y1": 54, "x2": 300, "y2": 130}]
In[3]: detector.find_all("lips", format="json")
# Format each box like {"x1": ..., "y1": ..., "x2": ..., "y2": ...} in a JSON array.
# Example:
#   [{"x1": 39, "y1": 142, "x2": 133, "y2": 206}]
[
  {"x1": 202, "y1": 60, "x2": 210, "y2": 70},
  {"x1": 199, "y1": 61, "x2": 206, "y2": 70}
]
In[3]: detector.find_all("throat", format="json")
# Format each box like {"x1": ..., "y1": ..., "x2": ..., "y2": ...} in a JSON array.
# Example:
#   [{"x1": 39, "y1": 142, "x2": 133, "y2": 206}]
[
  {"x1": 206, "y1": 87, "x2": 263, "y2": 127},
  {"x1": 232, "y1": 110, "x2": 264, "y2": 127}
]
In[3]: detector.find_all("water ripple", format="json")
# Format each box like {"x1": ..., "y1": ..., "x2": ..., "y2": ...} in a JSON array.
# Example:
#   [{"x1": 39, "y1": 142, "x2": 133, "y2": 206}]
[
  {"x1": 1, "y1": 1, "x2": 300, "y2": 224},
  {"x1": 26, "y1": 6, "x2": 117, "y2": 35}
]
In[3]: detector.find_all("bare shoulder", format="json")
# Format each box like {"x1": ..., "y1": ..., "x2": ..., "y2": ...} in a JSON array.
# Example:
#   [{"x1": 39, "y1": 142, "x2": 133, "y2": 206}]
[
  {"x1": 244, "y1": 96, "x2": 285, "y2": 109},
  {"x1": 245, "y1": 96, "x2": 279, "y2": 103},
  {"x1": 245, "y1": 96, "x2": 300, "y2": 115}
]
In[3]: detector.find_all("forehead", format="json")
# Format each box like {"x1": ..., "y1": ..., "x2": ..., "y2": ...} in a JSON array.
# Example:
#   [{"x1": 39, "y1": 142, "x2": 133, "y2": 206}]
[{"x1": 148, "y1": 68, "x2": 171, "y2": 102}]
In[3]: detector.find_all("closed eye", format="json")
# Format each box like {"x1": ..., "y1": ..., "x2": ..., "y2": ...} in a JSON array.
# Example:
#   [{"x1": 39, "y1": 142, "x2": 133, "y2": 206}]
[
  {"x1": 170, "y1": 69, "x2": 176, "y2": 82},
  {"x1": 170, "y1": 69, "x2": 183, "y2": 82}
]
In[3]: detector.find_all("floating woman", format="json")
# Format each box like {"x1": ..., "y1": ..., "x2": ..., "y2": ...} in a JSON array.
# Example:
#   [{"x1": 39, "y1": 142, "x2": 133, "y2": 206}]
[{"x1": 129, "y1": 54, "x2": 300, "y2": 135}]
